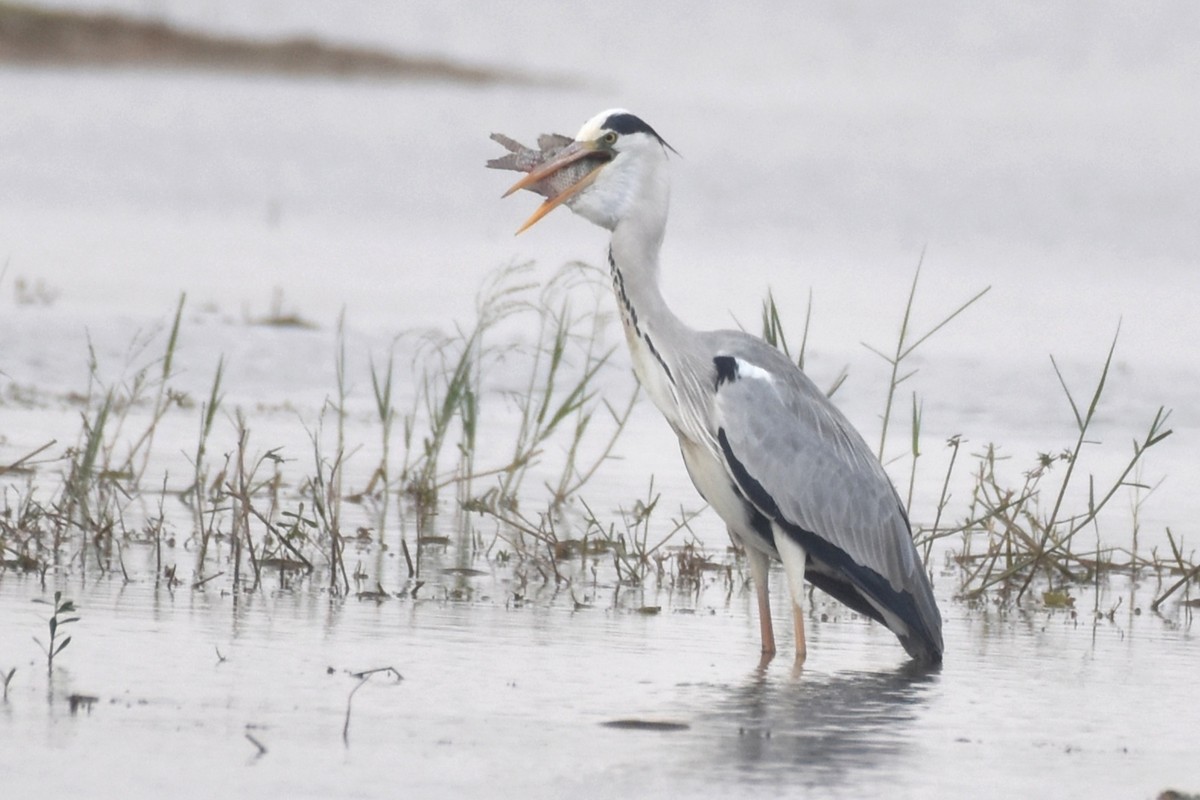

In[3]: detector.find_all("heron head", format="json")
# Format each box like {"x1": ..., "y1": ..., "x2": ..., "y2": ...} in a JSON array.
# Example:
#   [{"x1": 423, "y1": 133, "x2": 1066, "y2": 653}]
[{"x1": 504, "y1": 109, "x2": 674, "y2": 233}]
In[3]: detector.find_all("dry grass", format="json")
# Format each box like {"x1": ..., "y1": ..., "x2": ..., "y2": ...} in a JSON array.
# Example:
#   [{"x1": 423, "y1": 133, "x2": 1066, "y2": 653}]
[{"x1": 0, "y1": 261, "x2": 1193, "y2": 617}]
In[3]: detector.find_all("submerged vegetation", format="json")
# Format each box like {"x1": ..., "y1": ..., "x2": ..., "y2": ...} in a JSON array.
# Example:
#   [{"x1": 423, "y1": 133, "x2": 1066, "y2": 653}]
[
  {"x1": 0, "y1": 261, "x2": 1194, "y2": 622},
  {"x1": 0, "y1": 263, "x2": 684, "y2": 600},
  {"x1": 931, "y1": 335, "x2": 1176, "y2": 607},
  {"x1": 760, "y1": 266, "x2": 1188, "y2": 612},
  {"x1": 32, "y1": 590, "x2": 78, "y2": 676}
]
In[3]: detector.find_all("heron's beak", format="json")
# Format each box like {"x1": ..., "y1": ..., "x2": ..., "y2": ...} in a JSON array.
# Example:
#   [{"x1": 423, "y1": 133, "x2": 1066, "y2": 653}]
[{"x1": 503, "y1": 139, "x2": 609, "y2": 234}]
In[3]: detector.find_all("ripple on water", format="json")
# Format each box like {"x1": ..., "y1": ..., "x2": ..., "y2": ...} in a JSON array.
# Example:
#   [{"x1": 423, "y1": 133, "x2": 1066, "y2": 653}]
[{"x1": 2, "y1": 570, "x2": 1196, "y2": 799}]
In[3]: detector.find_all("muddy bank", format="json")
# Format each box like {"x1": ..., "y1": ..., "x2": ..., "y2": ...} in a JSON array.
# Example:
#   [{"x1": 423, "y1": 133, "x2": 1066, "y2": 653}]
[{"x1": 0, "y1": 3, "x2": 545, "y2": 83}]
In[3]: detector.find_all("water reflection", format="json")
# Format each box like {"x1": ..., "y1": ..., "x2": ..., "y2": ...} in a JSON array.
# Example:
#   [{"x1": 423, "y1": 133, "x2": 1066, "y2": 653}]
[{"x1": 692, "y1": 661, "x2": 940, "y2": 789}]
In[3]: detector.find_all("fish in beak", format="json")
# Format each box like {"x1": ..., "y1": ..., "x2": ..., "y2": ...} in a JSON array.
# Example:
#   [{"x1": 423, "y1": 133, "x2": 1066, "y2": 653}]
[{"x1": 487, "y1": 133, "x2": 612, "y2": 233}]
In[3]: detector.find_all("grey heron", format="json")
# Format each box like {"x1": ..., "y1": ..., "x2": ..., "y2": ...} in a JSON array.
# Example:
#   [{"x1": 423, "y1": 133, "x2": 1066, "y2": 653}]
[{"x1": 498, "y1": 109, "x2": 944, "y2": 665}]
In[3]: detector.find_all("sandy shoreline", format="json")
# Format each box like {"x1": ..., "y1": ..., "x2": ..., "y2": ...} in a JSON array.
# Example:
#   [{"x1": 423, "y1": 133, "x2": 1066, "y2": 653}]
[{"x1": 0, "y1": 3, "x2": 541, "y2": 83}]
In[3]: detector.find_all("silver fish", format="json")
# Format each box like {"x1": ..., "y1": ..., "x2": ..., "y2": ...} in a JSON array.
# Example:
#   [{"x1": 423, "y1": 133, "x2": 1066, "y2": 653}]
[{"x1": 487, "y1": 132, "x2": 605, "y2": 200}]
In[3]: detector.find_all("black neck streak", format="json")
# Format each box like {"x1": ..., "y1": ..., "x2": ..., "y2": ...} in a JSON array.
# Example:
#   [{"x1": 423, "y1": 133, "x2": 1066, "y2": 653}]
[{"x1": 608, "y1": 247, "x2": 675, "y2": 386}]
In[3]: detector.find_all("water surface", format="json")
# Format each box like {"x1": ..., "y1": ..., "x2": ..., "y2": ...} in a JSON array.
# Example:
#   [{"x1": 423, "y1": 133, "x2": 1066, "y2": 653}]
[
  {"x1": 2, "y1": 566, "x2": 1195, "y2": 799},
  {"x1": 2, "y1": 3, "x2": 1199, "y2": 798}
]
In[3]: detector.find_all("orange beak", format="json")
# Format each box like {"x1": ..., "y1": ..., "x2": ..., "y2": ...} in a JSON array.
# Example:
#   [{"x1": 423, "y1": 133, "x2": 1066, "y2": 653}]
[{"x1": 502, "y1": 140, "x2": 608, "y2": 234}]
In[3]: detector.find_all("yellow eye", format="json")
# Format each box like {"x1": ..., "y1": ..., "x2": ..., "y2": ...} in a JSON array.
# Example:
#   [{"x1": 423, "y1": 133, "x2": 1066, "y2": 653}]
[{"x1": 601, "y1": 131, "x2": 618, "y2": 146}]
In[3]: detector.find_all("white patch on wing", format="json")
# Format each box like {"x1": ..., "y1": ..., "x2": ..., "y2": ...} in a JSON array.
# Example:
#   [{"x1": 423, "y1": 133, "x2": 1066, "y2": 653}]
[
  {"x1": 733, "y1": 357, "x2": 774, "y2": 385},
  {"x1": 712, "y1": 355, "x2": 785, "y2": 440}
]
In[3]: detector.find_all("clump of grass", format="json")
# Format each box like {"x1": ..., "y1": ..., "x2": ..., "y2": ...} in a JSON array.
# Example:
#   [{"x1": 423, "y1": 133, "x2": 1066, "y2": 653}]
[
  {"x1": 364, "y1": 348, "x2": 397, "y2": 540},
  {"x1": 918, "y1": 329, "x2": 1181, "y2": 604},
  {"x1": 1, "y1": 261, "x2": 656, "y2": 596},
  {"x1": 32, "y1": 590, "x2": 79, "y2": 676},
  {"x1": 498, "y1": 265, "x2": 636, "y2": 510},
  {"x1": 304, "y1": 411, "x2": 351, "y2": 596},
  {"x1": 579, "y1": 481, "x2": 706, "y2": 589},
  {"x1": 380, "y1": 264, "x2": 542, "y2": 557},
  {"x1": 1, "y1": 257, "x2": 1189, "y2": 620},
  {"x1": 407, "y1": 264, "x2": 643, "y2": 567},
  {"x1": 1150, "y1": 529, "x2": 1199, "y2": 612},
  {"x1": 187, "y1": 355, "x2": 225, "y2": 578},
  {"x1": 762, "y1": 287, "x2": 847, "y2": 398},
  {"x1": 760, "y1": 262, "x2": 1189, "y2": 610},
  {"x1": 7, "y1": 295, "x2": 195, "y2": 578},
  {"x1": 861, "y1": 258, "x2": 990, "y2": 466}
]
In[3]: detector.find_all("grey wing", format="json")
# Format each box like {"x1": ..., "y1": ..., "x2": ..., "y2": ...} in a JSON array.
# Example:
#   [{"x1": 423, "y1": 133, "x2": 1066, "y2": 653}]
[{"x1": 707, "y1": 339, "x2": 943, "y2": 661}]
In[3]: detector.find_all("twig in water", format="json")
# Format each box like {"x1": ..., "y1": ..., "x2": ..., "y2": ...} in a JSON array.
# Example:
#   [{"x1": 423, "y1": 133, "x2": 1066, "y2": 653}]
[
  {"x1": 343, "y1": 666, "x2": 404, "y2": 746},
  {"x1": 0, "y1": 439, "x2": 57, "y2": 478},
  {"x1": 191, "y1": 572, "x2": 225, "y2": 590},
  {"x1": 246, "y1": 505, "x2": 315, "y2": 574},
  {"x1": 1151, "y1": 541, "x2": 1200, "y2": 612},
  {"x1": 245, "y1": 731, "x2": 268, "y2": 758}
]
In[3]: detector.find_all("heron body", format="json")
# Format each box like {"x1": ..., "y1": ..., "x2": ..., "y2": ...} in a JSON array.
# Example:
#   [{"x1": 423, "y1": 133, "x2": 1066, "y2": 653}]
[{"x1": 500, "y1": 109, "x2": 943, "y2": 664}]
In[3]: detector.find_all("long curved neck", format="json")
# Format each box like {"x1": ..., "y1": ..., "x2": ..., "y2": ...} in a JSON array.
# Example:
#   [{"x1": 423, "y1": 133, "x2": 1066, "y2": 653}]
[
  {"x1": 609, "y1": 217, "x2": 674, "y2": 329},
  {"x1": 606, "y1": 169, "x2": 686, "y2": 338},
  {"x1": 606, "y1": 192, "x2": 694, "y2": 430}
]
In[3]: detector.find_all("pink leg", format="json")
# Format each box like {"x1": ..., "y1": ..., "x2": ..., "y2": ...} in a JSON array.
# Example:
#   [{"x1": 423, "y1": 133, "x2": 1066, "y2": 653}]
[
  {"x1": 793, "y1": 601, "x2": 807, "y2": 664},
  {"x1": 774, "y1": 532, "x2": 809, "y2": 664},
  {"x1": 745, "y1": 545, "x2": 776, "y2": 659}
]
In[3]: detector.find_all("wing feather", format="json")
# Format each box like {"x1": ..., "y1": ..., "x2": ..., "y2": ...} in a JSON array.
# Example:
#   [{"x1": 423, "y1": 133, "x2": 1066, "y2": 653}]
[{"x1": 703, "y1": 332, "x2": 943, "y2": 660}]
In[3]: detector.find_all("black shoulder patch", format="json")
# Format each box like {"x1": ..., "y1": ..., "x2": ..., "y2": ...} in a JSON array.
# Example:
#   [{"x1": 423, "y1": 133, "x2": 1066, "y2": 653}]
[
  {"x1": 718, "y1": 428, "x2": 780, "y2": 520},
  {"x1": 713, "y1": 355, "x2": 738, "y2": 390},
  {"x1": 603, "y1": 112, "x2": 675, "y2": 152}
]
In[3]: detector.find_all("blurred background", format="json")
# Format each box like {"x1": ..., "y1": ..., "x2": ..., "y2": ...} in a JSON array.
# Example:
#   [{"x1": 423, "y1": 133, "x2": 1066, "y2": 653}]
[
  {"x1": 3, "y1": 1, "x2": 1197, "y2": 339},
  {"x1": 2, "y1": 0, "x2": 1197, "y2": 528}
]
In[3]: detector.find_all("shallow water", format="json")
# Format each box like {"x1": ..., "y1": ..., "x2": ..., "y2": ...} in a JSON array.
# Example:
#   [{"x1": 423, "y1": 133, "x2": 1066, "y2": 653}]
[
  {"x1": 3, "y1": 2, "x2": 1200, "y2": 797},
  {"x1": 2, "y1": 561, "x2": 1196, "y2": 799}
]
